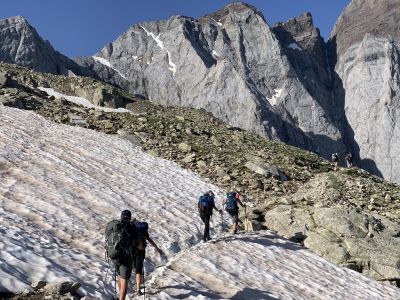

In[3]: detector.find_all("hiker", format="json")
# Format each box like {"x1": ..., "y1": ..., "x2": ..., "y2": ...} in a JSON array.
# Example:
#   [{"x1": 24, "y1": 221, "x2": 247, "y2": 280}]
[
  {"x1": 222, "y1": 191, "x2": 246, "y2": 234},
  {"x1": 133, "y1": 221, "x2": 164, "y2": 296},
  {"x1": 345, "y1": 152, "x2": 353, "y2": 168},
  {"x1": 198, "y1": 190, "x2": 222, "y2": 242},
  {"x1": 331, "y1": 153, "x2": 339, "y2": 171},
  {"x1": 105, "y1": 210, "x2": 137, "y2": 300}
]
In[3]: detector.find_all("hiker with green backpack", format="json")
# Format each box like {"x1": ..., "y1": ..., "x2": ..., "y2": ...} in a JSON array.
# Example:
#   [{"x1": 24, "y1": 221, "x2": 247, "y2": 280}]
[
  {"x1": 223, "y1": 191, "x2": 246, "y2": 234},
  {"x1": 133, "y1": 220, "x2": 164, "y2": 296},
  {"x1": 105, "y1": 209, "x2": 137, "y2": 300},
  {"x1": 198, "y1": 190, "x2": 222, "y2": 242}
]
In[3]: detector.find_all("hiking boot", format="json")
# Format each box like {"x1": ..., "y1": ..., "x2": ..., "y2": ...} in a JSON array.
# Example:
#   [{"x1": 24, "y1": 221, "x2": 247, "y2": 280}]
[{"x1": 136, "y1": 290, "x2": 144, "y2": 296}]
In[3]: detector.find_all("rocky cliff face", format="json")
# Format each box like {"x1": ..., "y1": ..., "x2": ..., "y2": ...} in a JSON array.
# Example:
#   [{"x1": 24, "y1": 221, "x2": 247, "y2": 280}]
[
  {"x1": 2, "y1": 1, "x2": 400, "y2": 185},
  {"x1": 0, "y1": 16, "x2": 81, "y2": 75},
  {"x1": 75, "y1": 2, "x2": 345, "y2": 158},
  {"x1": 329, "y1": 0, "x2": 400, "y2": 183}
]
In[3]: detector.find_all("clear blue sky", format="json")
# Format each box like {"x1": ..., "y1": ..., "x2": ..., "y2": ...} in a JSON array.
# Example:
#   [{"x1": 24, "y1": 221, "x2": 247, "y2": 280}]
[{"x1": 0, "y1": 0, "x2": 350, "y2": 58}]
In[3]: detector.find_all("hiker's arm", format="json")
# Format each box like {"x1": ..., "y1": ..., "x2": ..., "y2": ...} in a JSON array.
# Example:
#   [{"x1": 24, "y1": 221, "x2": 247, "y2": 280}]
[
  {"x1": 213, "y1": 202, "x2": 222, "y2": 214},
  {"x1": 146, "y1": 236, "x2": 163, "y2": 255},
  {"x1": 238, "y1": 199, "x2": 246, "y2": 207}
]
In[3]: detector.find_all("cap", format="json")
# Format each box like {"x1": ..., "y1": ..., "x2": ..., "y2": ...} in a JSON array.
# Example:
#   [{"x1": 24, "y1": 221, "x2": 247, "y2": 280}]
[{"x1": 121, "y1": 209, "x2": 132, "y2": 221}]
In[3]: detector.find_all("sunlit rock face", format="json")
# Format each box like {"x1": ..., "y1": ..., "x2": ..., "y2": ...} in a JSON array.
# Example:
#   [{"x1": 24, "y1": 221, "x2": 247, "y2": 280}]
[{"x1": 329, "y1": 0, "x2": 400, "y2": 183}]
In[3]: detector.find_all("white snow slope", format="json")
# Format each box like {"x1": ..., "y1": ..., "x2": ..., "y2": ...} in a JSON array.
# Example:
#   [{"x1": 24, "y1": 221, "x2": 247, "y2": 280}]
[{"x1": 1, "y1": 106, "x2": 400, "y2": 299}]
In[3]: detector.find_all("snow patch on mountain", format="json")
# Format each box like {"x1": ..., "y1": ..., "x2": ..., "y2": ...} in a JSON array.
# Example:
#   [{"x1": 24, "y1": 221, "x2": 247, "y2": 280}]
[
  {"x1": 37, "y1": 87, "x2": 130, "y2": 113},
  {"x1": 288, "y1": 42, "x2": 303, "y2": 51},
  {"x1": 267, "y1": 88, "x2": 283, "y2": 106},
  {"x1": 92, "y1": 56, "x2": 128, "y2": 79}
]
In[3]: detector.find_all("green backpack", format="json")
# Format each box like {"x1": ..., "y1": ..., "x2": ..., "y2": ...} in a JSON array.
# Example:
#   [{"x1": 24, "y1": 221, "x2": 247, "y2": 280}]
[{"x1": 105, "y1": 220, "x2": 136, "y2": 262}]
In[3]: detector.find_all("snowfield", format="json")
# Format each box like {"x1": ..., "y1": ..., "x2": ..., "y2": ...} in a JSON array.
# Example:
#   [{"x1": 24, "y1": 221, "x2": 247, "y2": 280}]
[{"x1": 1, "y1": 106, "x2": 400, "y2": 299}]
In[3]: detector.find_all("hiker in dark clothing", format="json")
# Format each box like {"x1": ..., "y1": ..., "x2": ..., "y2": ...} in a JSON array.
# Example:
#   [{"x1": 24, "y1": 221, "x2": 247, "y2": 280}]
[
  {"x1": 222, "y1": 192, "x2": 246, "y2": 234},
  {"x1": 345, "y1": 152, "x2": 353, "y2": 168},
  {"x1": 133, "y1": 221, "x2": 164, "y2": 296},
  {"x1": 331, "y1": 153, "x2": 339, "y2": 171},
  {"x1": 112, "y1": 210, "x2": 137, "y2": 300},
  {"x1": 198, "y1": 190, "x2": 222, "y2": 242}
]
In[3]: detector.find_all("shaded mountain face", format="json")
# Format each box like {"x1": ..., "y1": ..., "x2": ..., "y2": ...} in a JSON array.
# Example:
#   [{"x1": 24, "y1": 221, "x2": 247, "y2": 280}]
[
  {"x1": 0, "y1": 16, "x2": 82, "y2": 75},
  {"x1": 74, "y1": 2, "x2": 345, "y2": 158},
  {"x1": 329, "y1": 0, "x2": 400, "y2": 183}
]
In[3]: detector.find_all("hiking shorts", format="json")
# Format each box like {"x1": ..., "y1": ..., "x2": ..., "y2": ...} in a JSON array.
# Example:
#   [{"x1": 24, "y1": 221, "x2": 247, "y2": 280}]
[
  {"x1": 134, "y1": 250, "x2": 145, "y2": 275},
  {"x1": 114, "y1": 257, "x2": 134, "y2": 280},
  {"x1": 228, "y1": 210, "x2": 239, "y2": 225}
]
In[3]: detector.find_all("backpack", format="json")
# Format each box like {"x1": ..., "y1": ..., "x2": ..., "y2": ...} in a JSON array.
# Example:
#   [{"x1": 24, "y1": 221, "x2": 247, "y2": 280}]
[
  {"x1": 105, "y1": 220, "x2": 135, "y2": 262},
  {"x1": 198, "y1": 194, "x2": 214, "y2": 215},
  {"x1": 225, "y1": 192, "x2": 238, "y2": 213},
  {"x1": 135, "y1": 221, "x2": 149, "y2": 250}
]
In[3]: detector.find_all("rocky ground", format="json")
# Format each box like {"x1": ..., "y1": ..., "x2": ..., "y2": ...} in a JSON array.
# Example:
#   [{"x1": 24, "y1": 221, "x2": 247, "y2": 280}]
[{"x1": 1, "y1": 63, "x2": 400, "y2": 298}]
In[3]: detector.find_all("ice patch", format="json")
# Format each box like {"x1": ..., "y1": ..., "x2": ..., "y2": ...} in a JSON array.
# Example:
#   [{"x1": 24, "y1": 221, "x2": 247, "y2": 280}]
[
  {"x1": 288, "y1": 43, "x2": 303, "y2": 51},
  {"x1": 92, "y1": 56, "x2": 127, "y2": 80},
  {"x1": 267, "y1": 88, "x2": 282, "y2": 106},
  {"x1": 140, "y1": 26, "x2": 176, "y2": 74},
  {"x1": 37, "y1": 87, "x2": 130, "y2": 113},
  {"x1": 140, "y1": 26, "x2": 164, "y2": 50},
  {"x1": 211, "y1": 18, "x2": 222, "y2": 26},
  {"x1": 167, "y1": 51, "x2": 176, "y2": 74}
]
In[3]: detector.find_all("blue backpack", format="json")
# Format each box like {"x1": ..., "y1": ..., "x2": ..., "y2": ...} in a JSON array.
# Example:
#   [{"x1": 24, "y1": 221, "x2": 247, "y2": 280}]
[
  {"x1": 199, "y1": 194, "x2": 214, "y2": 215},
  {"x1": 225, "y1": 192, "x2": 238, "y2": 213}
]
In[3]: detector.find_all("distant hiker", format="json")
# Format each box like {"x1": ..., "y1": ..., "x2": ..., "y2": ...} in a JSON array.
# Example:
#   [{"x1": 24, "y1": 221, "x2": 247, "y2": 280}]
[
  {"x1": 133, "y1": 221, "x2": 164, "y2": 296},
  {"x1": 198, "y1": 190, "x2": 222, "y2": 242},
  {"x1": 331, "y1": 153, "x2": 339, "y2": 171},
  {"x1": 345, "y1": 152, "x2": 353, "y2": 168},
  {"x1": 222, "y1": 191, "x2": 246, "y2": 234},
  {"x1": 105, "y1": 209, "x2": 137, "y2": 300}
]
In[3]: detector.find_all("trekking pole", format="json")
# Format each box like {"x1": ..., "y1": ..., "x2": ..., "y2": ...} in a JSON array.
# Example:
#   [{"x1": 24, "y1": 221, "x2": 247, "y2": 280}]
[
  {"x1": 143, "y1": 260, "x2": 146, "y2": 300},
  {"x1": 114, "y1": 268, "x2": 117, "y2": 300},
  {"x1": 245, "y1": 206, "x2": 248, "y2": 233}
]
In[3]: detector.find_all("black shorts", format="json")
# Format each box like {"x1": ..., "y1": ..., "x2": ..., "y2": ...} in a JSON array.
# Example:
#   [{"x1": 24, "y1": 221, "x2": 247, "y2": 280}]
[
  {"x1": 134, "y1": 250, "x2": 145, "y2": 275},
  {"x1": 228, "y1": 210, "x2": 239, "y2": 224},
  {"x1": 114, "y1": 257, "x2": 134, "y2": 280}
]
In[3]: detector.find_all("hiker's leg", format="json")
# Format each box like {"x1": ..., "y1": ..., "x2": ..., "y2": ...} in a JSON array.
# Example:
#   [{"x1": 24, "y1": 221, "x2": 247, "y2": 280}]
[
  {"x1": 118, "y1": 278, "x2": 128, "y2": 300},
  {"x1": 135, "y1": 272, "x2": 142, "y2": 292},
  {"x1": 233, "y1": 213, "x2": 239, "y2": 234},
  {"x1": 204, "y1": 215, "x2": 210, "y2": 240},
  {"x1": 200, "y1": 214, "x2": 208, "y2": 241},
  {"x1": 134, "y1": 253, "x2": 144, "y2": 292}
]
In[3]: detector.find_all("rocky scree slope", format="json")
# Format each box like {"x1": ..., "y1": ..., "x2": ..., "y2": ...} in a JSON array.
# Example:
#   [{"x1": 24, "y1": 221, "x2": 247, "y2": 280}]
[
  {"x1": 329, "y1": 0, "x2": 400, "y2": 184},
  {"x1": 74, "y1": 2, "x2": 345, "y2": 160},
  {"x1": 1, "y1": 63, "x2": 400, "y2": 287}
]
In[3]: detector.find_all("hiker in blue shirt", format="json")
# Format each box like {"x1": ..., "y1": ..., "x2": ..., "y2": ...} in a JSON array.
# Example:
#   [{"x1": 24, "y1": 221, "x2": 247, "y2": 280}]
[
  {"x1": 133, "y1": 221, "x2": 164, "y2": 296},
  {"x1": 198, "y1": 190, "x2": 222, "y2": 242},
  {"x1": 223, "y1": 191, "x2": 246, "y2": 234}
]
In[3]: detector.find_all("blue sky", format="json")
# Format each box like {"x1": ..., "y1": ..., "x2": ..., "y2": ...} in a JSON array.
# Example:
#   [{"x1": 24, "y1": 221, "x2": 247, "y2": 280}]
[{"x1": 0, "y1": 0, "x2": 350, "y2": 58}]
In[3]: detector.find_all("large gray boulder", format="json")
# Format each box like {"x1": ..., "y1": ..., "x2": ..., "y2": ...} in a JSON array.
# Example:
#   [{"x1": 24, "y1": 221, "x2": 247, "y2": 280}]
[
  {"x1": 329, "y1": 0, "x2": 400, "y2": 183},
  {"x1": 265, "y1": 205, "x2": 400, "y2": 283},
  {"x1": 74, "y1": 2, "x2": 345, "y2": 158}
]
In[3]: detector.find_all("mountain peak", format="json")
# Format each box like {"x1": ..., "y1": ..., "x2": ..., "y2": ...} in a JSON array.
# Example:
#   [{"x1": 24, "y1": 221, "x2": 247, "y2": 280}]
[
  {"x1": 1, "y1": 15, "x2": 29, "y2": 25},
  {"x1": 199, "y1": 1, "x2": 265, "y2": 25}
]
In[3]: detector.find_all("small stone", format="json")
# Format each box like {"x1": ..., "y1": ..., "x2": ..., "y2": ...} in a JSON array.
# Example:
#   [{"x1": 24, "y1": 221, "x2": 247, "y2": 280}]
[
  {"x1": 31, "y1": 280, "x2": 47, "y2": 290},
  {"x1": 178, "y1": 143, "x2": 192, "y2": 152}
]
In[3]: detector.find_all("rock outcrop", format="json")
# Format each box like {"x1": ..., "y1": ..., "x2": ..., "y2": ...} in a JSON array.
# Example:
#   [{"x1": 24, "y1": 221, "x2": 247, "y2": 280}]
[
  {"x1": 0, "y1": 16, "x2": 82, "y2": 75},
  {"x1": 329, "y1": 0, "x2": 400, "y2": 183},
  {"x1": 74, "y1": 2, "x2": 345, "y2": 158}
]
